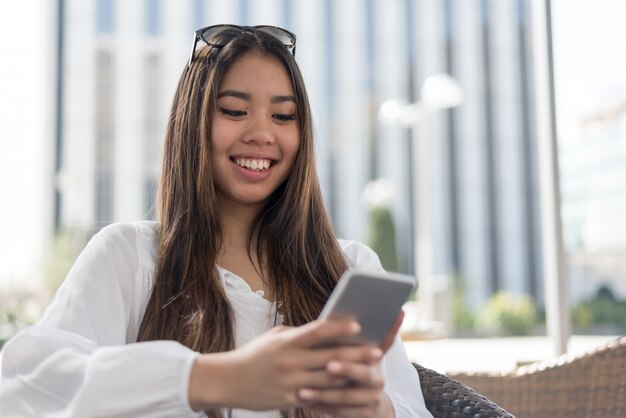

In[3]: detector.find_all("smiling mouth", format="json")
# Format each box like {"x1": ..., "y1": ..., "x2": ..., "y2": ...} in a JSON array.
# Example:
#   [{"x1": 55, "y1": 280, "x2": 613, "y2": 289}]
[{"x1": 232, "y1": 157, "x2": 275, "y2": 172}]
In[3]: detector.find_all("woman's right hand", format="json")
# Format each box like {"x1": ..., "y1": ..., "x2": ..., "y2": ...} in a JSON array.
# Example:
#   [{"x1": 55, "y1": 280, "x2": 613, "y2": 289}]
[{"x1": 188, "y1": 319, "x2": 382, "y2": 412}]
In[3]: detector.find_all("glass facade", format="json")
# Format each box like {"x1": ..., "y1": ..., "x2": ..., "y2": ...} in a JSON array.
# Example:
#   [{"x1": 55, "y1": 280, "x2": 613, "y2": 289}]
[
  {"x1": 96, "y1": 0, "x2": 115, "y2": 34},
  {"x1": 553, "y1": 0, "x2": 626, "y2": 322},
  {"x1": 143, "y1": 53, "x2": 161, "y2": 219},
  {"x1": 95, "y1": 50, "x2": 115, "y2": 225},
  {"x1": 192, "y1": 0, "x2": 205, "y2": 31},
  {"x1": 145, "y1": 0, "x2": 161, "y2": 36}
]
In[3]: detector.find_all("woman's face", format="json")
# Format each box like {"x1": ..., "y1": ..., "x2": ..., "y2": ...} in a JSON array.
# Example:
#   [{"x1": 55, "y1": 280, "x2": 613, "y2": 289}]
[{"x1": 211, "y1": 50, "x2": 300, "y2": 210}]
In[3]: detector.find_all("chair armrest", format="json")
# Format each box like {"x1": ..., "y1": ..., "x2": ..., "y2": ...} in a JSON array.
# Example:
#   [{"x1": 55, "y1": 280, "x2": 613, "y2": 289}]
[{"x1": 413, "y1": 363, "x2": 515, "y2": 418}]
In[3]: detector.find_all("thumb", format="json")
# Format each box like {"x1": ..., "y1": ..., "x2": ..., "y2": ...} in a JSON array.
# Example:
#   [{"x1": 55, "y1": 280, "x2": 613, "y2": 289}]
[{"x1": 380, "y1": 310, "x2": 405, "y2": 353}]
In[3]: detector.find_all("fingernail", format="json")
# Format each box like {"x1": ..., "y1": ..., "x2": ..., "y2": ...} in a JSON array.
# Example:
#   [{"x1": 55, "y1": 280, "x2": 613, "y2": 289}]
[
  {"x1": 328, "y1": 360, "x2": 342, "y2": 372},
  {"x1": 299, "y1": 388, "x2": 316, "y2": 400},
  {"x1": 371, "y1": 348, "x2": 383, "y2": 359},
  {"x1": 350, "y1": 322, "x2": 361, "y2": 333}
]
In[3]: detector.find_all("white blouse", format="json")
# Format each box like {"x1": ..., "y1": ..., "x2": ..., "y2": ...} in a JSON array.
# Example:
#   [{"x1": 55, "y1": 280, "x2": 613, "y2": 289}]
[{"x1": 0, "y1": 221, "x2": 431, "y2": 418}]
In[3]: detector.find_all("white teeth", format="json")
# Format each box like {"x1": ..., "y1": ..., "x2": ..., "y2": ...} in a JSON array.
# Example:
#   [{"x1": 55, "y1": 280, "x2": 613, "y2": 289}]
[{"x1": 234, "y1": 157, "x2": 272, "y2": 171}]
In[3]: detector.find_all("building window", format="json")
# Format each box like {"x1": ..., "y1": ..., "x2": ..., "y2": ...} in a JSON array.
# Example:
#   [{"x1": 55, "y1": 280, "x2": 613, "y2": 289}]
[
  {"x1": 96, "y1": 0, "x2": 115, "y2": 34},
  {"x1": 192, "y1": 0, "x2": 205, "y2": 31},
  {"x1": 143, "y1": 53, "x2": 162, "y2": 218},
  {"x1": 238, "y1": 0, "x2": 250, "y2": 26},
  {"x1": 146, "y1": 0, "x2": 162, "y2": 36},
  {"x1": 95, "y1": 50, "x2": 115, "y2": 225}
]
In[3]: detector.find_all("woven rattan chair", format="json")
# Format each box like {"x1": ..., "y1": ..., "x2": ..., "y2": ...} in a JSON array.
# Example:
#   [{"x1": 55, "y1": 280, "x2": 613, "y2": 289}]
[
  {"x1": 413, "y1": 363, "x2": 515, "y2": 417},
  {"x1": 448, "y1": 336, "x2": 626, "y2": 418}
]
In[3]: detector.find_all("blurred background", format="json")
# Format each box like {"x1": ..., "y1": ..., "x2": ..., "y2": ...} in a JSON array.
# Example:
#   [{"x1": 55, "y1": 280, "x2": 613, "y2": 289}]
[{"x1": 1, "y1": 0, "x2": 625, "y2": 372}]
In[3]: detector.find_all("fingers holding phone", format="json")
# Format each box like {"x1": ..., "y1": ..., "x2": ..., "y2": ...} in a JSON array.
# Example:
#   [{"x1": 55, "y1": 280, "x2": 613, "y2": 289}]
[
  {"x1": 298, "y1": 352, "x2": 395, "y2": 418},
  {"x1": 293, "y1": 269, "x2": 415, "y2": 417}
]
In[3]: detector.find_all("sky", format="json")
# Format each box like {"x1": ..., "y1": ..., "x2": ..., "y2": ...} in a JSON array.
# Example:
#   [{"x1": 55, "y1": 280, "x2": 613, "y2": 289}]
[{"x1": 552, "y1": 0, "x2": 626, "y2": 142}]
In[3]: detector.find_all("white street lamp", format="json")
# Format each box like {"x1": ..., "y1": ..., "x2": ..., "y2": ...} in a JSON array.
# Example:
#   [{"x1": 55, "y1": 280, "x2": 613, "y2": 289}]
[
  {"x1": 421, "y1": 73, "x2": 465, "y2": 109},
  {"x1": 380, "y1": 73, "x2": 464, "y2": 126}
]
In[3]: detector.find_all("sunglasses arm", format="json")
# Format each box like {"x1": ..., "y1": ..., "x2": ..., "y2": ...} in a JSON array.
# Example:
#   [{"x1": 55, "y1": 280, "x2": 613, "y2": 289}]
[{"x1": 188, "y1": 33, "x2": 200, "y2": 68}]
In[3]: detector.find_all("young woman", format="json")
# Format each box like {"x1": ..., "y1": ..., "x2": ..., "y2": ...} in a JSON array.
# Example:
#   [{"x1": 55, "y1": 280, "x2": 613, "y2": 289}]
[{"x1": 0, "y1": 25, "x2": 430, "y2": 418}]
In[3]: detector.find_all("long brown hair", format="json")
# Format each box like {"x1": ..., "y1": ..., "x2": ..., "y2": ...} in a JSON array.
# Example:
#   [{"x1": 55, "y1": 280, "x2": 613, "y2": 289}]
[{"x1": 137, "y1": 29, "x2": 348, "y2": 416}]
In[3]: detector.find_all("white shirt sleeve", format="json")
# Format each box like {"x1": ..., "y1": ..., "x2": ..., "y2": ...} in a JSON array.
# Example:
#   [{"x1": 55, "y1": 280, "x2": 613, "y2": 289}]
[
  {"x1": 0, "y1": 223, "x2": 202, "y2": 418},
  {"x1": 340, "y1": 240, "x2": 433, "y2": 418}
]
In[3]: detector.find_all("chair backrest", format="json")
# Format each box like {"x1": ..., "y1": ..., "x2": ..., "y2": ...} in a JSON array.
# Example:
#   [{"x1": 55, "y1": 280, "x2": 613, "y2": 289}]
[
  {"x1": 449, "y1": 336, "x2": 626, "y2": 418},
  {"x1": 414, "y1": 363, "x2": 516, "y2": 417}
]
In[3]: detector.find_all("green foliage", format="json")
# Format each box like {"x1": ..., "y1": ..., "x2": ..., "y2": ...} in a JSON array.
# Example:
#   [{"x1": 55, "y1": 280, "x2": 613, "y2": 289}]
[
  {"x1": 572, "y1": 285, "x2": 626, "y2": 332},
  {"x1": 0, "y1": 228, "x2": 91, "y2": 348},
  {"x1": 476, "y1": 291, "x2": 538, "y2": 336},
  {"x1": 572, "y1": 304, "x2": 593, "y2": 329},
  {"x1": 0, "y1": 228, "x2": 90, "y2": 348},
  {"x1": 366, "y1": 206, "x2": 398, "y2": 272},
  {"x1": 0, "y1": 288, "x2": 38, "y2": 349},
  {"x1": 452, "y1": 278, "x2": 475, "y2": 331},
  {"x1": 43, "y1": 227, "x2": 91, "y2": 295}
]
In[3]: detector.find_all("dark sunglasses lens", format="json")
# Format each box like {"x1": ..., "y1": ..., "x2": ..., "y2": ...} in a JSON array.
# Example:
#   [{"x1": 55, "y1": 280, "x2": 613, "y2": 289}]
[
  {"x1": 255, "y1": 26, "x2": 296, "y2": 46},
  {"x1": 199, "y1": 25, "x2": 239, "y2": 44}
]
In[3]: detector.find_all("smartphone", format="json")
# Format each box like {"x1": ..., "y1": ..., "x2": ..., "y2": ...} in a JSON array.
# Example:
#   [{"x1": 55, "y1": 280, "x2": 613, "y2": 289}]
[{"x1": 317, "y1": 268, "x2": 417, "y2": 347}]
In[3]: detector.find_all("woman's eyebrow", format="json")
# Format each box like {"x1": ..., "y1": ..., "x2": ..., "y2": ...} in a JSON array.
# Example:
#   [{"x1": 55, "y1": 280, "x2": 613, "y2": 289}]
[
  {"x1": 271, "y1": 95, "x2": 297, "y2": 104},
  {"x1": 217, "y1": 90, "x2": 296, "y2": 104},
  {"x1": 217, "y1": 90, "x2": 250, "y2": 100}
]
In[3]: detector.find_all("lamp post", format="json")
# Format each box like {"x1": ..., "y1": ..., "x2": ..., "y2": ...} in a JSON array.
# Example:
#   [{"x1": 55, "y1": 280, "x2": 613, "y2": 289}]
[
  {"x1": 530, "y1": 0, "x2": 570, "y2": 356},
  {"x1": 379, "y1": 74, "x2": 464, "y2": 334}
]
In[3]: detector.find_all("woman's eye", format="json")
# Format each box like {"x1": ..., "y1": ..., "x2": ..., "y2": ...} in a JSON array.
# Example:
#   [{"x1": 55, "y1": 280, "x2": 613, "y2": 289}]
[
  {"x1": 273, "y1": 113, "x2": 296, "y2": 122},
  {"x1": 219, "y1": 107, "x2": 246, "y2": 118}
]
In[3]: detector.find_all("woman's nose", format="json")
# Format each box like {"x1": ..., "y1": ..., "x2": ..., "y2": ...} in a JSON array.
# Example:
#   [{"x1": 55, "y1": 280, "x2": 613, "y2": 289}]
[{"x1": 242, "y1": 115, "x2": 275, "y2": 145}]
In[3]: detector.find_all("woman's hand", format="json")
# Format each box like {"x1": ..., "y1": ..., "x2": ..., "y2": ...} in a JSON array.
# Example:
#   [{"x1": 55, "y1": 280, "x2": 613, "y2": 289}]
[
  {"x1": 297, "y1": 349, "x2": 394, "y2": 418},
  {"x1": 188, "y1": 319, "x2": 383, "y2": 412},
  {"x1": 296, "y1": 311, "x2": 405, "y2": 418}
]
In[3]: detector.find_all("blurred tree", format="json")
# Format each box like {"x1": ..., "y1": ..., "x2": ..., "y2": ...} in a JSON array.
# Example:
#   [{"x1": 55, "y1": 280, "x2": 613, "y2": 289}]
[
  {"x1": 366, "y1": 206, "x2": 399, "y2": 272},
  {"x1": 476, "y1": 291, "x2": 538, "y2": 336},
  {"x1": 572, "y1": 284, "x2": 626, "y2": 333},
  {"x1": 42, "y1": 227, "x2": 91, "y2": 297},
  {"x1": 452, "y1": 276, "x2": 475, "y2": 333},
  {"x1": 0, "y1": 287, "x2": 38, "y2": 348}
]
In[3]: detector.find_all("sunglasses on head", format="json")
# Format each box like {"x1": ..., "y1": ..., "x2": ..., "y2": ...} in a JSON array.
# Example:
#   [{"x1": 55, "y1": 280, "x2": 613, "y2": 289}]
[{"x1": 188, "y1": 24, "x2": 297, "y2": 67}]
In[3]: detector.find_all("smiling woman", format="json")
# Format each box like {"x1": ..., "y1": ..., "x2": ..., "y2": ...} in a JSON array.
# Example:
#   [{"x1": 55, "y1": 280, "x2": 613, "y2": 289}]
[{"x1": 0, "y1": 25, "x2": 431, "y2": 418}]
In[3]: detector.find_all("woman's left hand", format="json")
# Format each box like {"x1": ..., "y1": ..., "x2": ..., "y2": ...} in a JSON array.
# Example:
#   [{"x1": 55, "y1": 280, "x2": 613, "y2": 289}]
[
  {"x1": 298, "y1": 348, "x2": 394, "y2": 418},
  {"x1": 298, "y1": 310, "x2": 404, "y2": 417}
]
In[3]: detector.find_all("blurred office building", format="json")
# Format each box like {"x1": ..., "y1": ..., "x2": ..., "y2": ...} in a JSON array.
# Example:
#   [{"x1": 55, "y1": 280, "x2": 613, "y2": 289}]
[
  {"x1": 5, "y1": 0, "x2": 544, "y2": 314},
  {"x1": 560, "y1": 100, "x2": 626, "y2": 302},
  {"x1": 51, "y1": 0, "x2": 546, "y2": 313},
  {"x1": 7, "y1": 0, "x2": 625, "y2": 323}
]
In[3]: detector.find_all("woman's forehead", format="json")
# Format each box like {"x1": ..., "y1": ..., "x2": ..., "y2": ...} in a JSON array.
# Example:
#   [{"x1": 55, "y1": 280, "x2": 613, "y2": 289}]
[{"x1": 218, "y1": 51, "x2": 295, "y2": 96}]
